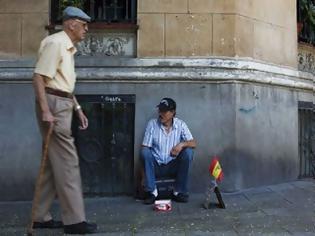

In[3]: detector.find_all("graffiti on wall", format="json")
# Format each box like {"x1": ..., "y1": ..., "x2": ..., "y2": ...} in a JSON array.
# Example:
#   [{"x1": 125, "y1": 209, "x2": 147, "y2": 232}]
[
  {"x1": 298, "y1": 43, "x2": 315, "y2": 74},
  {"x1": 77, "y1": 33, "x2": 135, "y2": 57},
  {"x1": 298, "y1": 51, "x2": 315, "y2": 74}
]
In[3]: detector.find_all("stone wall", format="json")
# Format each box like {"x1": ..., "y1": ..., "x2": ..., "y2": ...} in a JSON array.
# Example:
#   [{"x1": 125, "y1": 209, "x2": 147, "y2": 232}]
[
  {"x1": 137, "y1": 0, "x2": 297, "y2": 68},
  {"x1": 298, "y1": 42, "x2": 315, "y2": 74},
  {"x1": 0, "y1": 57, "x2": 313, "y2": 200},
  {"x1": 0, "y1": 0, "x2": 298, "y2": 68},
  {"x1": 0, "y1": 1, "x2": 312, "y2": 201},
  {"x1": 0, "y1": 0, "x2": 49, "y2": 58}
]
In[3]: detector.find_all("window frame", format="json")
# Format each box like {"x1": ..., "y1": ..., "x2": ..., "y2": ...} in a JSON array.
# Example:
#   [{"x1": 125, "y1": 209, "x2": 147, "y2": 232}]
[
  {"x1": 50, "y1": 0, "x2": 137, "y2": 30},
  {"x1": 297, "y1": 0, "x2": 315, "y2": 46}
]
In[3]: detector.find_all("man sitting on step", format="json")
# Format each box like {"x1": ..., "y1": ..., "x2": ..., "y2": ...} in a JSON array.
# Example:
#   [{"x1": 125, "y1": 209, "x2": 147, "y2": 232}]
[{"x1": 141, "y1": 98, "x2": 197, "y2": 204}]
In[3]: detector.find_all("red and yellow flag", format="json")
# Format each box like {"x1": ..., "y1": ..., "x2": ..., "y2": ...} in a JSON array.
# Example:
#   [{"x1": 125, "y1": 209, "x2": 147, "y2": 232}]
[{"x1": 209, "y1": 157, "x2": 223, "y2": 182}]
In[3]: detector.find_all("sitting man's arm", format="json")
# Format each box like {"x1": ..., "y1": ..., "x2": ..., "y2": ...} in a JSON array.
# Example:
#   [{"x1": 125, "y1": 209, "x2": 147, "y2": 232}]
[
  {"x1": 170, "y1": 120, "x2": 196, "y2": 157},
  {"x1": 141, "y1": 120, "x2": 154, "y2": 149},
  {"x1": 170, "y1": 139, "x2": 196, "y2": 157}
]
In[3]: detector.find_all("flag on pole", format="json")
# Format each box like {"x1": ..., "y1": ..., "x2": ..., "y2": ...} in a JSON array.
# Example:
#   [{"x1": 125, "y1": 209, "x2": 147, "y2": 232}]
[{"x1": 209, "y1": 157, "x2": 223, "y2": 182}]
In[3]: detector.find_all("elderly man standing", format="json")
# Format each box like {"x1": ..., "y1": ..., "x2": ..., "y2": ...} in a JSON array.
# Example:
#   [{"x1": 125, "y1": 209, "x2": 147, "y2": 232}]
[
  {"x1": 31, "y1": 7, "x2": 97, "y2": 234},
  {"x1": 141, "y1": 98, "x2": 197, "y2": 204}
]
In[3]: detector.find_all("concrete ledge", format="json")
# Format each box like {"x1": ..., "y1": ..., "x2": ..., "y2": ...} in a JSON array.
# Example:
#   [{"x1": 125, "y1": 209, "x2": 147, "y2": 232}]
[{"x1": 0, "y1": 57, "x2": 313, "y2": 91}]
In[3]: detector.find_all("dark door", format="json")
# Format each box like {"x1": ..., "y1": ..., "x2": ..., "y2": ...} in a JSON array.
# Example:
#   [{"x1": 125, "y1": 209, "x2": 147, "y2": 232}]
[
  {"x1": 72, "y1": 95, "x2": 135, "y2": 196},
  {"x1": 298, "y1": 101, "x2": 315, "y2": 178}
]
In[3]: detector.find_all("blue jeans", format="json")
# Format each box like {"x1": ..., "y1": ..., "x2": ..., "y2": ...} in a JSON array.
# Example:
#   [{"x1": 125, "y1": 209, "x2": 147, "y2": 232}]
[{"x1": 140, "y1": 147, "x2": 194, "y2": 194}]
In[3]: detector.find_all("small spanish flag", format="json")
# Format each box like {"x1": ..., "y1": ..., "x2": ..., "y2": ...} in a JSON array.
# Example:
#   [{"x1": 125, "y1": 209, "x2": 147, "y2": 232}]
[{"x1": 209, "y1": 157, "x2": 223, "y2": 182}]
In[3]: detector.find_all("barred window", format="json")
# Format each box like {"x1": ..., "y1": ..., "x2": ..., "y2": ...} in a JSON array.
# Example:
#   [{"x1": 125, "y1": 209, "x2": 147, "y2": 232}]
[
  {"x1": 51, "y1": 0, "x2": 136, "y2": 24},
  {"x1": 297, "y1": 0, "x2": 315, "y2": 45}
]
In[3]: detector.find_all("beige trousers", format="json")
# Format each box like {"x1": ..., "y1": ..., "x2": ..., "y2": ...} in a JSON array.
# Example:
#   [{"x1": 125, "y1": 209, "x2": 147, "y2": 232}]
[{"x1": 33, "y1": 94, "x2": 86, "y2": 225}]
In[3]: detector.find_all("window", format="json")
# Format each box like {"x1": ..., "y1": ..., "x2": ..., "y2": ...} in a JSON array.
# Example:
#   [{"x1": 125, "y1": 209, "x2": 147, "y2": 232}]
[
  {"x1": 49, "y1": 0, "x2": 137, "y2": 57},
  {"x1": 51, "y1": 0, "x2": 136, "y2": 25},
  {"x1": 297, "y1": 0, "x2": 315, "y2": 45}
]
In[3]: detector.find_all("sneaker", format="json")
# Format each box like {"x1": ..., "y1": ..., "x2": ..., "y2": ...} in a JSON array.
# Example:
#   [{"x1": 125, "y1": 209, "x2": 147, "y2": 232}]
[
  {"x1": 64, "y1": 221, "x2": 97, "y2": 234},
  {"x1": 172, "y1": 193, "x2": 189, "y2": 203},
  {"x1": 33, "y1": 219, "x2": 63, "y2": 228},
  {"x1": 144, "y1": 192, "x2": 156, "y2": 205}
]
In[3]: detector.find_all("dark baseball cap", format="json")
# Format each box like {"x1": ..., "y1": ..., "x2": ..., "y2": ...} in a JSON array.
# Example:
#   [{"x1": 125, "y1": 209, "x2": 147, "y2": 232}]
[{"x1": 157, "y1": 98, "x2": 176, "y2": 111}]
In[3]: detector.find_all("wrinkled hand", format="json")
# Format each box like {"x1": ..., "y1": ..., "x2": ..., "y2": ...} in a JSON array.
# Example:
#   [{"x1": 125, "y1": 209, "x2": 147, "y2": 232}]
[
  {"x1": 42, "y1": 110, "x2": 55, "y2": 124},
  {"x1": 76, "y1": 109, "x2": 88, "y2": 130},
  {"x1": 170, "y1": 143, "x2": 184, "y2": 157}
]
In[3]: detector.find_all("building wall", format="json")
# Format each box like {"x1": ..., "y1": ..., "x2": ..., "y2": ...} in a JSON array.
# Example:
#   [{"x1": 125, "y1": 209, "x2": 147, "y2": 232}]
[
  {"x1": 0, "y1": 1, "x2": 313, "y2": 201},
  {"x1": 137, "y1": 0, "x2": 297, "y2": 68},
  {"x1": 0, "y1": 0, "x2": 298, "y2": 68},
  {"x1": 0, "y1": 0, "x2": 49, "y2": 58},
  {"x1": 231, "y1": 84, "x2": 299, "y2": 191},
  {"x1": 0, "y1": 58, "x2": 312, "y2": 200}
]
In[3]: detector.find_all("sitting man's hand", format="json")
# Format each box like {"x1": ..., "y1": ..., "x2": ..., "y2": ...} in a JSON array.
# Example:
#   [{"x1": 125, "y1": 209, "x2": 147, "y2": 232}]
[{"x1": 170, "y1": 143, "x2": 184, "y2": 157}]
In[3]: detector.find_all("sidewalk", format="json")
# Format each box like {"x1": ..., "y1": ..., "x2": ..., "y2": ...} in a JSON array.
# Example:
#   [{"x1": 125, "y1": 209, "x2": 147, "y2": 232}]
[{"x1": 0, "y1": 179, "x2": 315, "y2": 235}]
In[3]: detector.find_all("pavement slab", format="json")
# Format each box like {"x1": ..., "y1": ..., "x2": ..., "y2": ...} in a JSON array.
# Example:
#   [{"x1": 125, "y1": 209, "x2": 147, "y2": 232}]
[{"x1": 0, "y1": 180, "x2": 315, "y2": 235}]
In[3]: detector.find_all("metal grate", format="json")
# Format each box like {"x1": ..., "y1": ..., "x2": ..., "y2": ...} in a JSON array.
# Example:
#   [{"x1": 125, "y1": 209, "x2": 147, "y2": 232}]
[
  {"x1": 297, "y1": 0, "x2": 315, "y2": 46},
  {"x1": 72, "y1": 95, "x2": 135, "y2": 196},
  {"x1": 298, "y1": 101, "x2": 315, "y2": 178},
  {"x1": 51, "y1": 0, "x2": 136, "y2": 24}
]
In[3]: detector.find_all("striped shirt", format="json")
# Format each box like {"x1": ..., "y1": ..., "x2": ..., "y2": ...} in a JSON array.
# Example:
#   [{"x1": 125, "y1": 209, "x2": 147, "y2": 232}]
[{"x1": 142, "y1": 117, "x2": 194, "y2": 164}]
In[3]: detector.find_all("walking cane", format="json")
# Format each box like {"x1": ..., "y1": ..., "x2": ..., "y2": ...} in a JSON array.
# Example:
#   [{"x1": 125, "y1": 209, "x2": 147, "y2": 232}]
[{"x1": 27, "y1": 122, "x2": 54, "y2": 236}]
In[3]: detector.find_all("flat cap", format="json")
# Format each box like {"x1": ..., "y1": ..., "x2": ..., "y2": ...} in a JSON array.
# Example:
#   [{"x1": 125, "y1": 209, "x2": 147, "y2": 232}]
[{"x1": 63, "y1": 6, "x2": 91, "y2": 22}]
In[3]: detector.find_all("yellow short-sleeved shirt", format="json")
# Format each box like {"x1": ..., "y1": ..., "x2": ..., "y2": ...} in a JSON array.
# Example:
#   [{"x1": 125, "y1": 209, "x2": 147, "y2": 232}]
[{"x1": 34, "y1": 31, "x2": 77, "y2": 93}]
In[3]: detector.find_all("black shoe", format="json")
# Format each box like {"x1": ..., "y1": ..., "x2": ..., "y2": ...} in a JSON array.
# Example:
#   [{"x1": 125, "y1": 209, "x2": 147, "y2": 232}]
[
  {"x1": 64, "y1": 221, "x2": 98, "y2": 234},
  {"x1": 143, "y1": 192, "x2": 156, "y2": 205},
  {"x1": 33, "y1": 219, "x2": 63, "y2": 229},
  {"x1": 172, "y1": 193, "x2": 189, "y2": 203}
]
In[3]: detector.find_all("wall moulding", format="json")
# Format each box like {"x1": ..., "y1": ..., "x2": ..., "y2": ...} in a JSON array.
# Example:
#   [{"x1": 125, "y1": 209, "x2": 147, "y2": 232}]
[{"x1": 0, "y1": 57, "x2": 313, "y2": 92}]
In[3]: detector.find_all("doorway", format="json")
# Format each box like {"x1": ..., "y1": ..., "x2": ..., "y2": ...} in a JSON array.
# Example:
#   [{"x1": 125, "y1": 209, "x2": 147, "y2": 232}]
[
  {"x1": 72, "y1": 95, "x2": 135, "y2": 196},
  {"x1": 298, "y1": 101, "x2": 315, "y2": 178}
]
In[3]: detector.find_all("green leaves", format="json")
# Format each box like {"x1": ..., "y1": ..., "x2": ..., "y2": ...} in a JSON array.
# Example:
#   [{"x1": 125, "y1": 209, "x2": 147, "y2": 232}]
[
  {"x1": 56, "y1": 0, "x2": 86, "y2": 21},
  {"x1": 60, "y1": 0, "x2": 85, "y2": 10},
  {"x1": 300, "y1": 0, "x2": 315, "y2": 26},
  {"x1": 298, "y1": 0, "x2": 315, "y2": 44}
]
